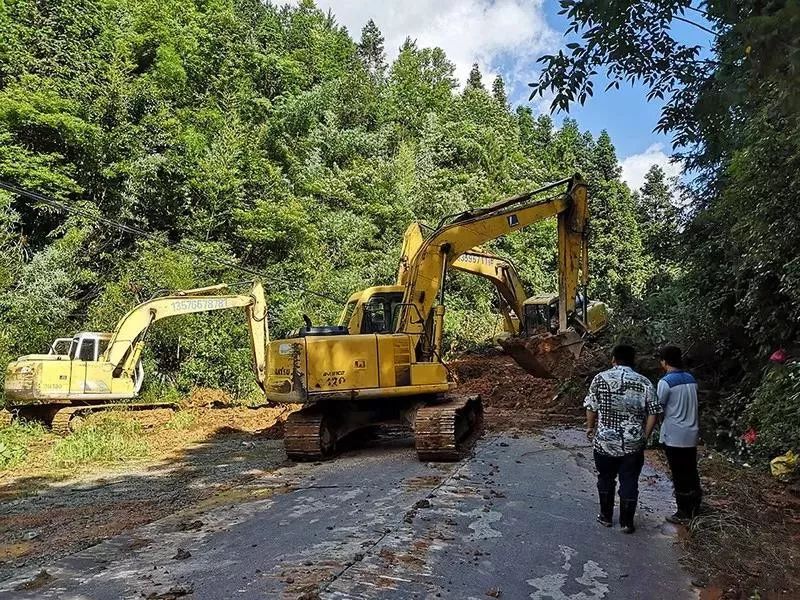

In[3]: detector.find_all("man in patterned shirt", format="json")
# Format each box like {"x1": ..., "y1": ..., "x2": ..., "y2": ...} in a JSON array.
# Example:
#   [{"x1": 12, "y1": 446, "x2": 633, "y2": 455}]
[{"x1": 584, "y1": 345, "x2": 662, "y2": 533}]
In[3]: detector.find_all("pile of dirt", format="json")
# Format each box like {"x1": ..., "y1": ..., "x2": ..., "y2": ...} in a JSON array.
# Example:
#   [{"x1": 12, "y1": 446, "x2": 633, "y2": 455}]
[
  {"x1": 185, "y1": 387, "x2": 235, "y2": 408},
  {"x1": 452, "y1": 350, "x2": 590, "y2": 431},
  {"x1": 135, "y1": 405, "x2": 293, "y2": 457}
]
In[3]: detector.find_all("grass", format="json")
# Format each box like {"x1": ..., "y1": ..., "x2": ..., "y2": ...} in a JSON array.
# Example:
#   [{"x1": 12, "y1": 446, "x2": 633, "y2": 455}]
[
  {"x1": 0, "y1": 420, "x2": 48, "y2": 470},
  {"x1": 50, "y1": 412, "x2": 149, "y2": 469},
  {"x1": 164, "y1": 410, "x2": 196, "y2": 430}
]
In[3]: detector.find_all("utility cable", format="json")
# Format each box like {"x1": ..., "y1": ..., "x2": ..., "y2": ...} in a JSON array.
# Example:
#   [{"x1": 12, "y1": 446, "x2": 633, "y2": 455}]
[{"x1": 0, "y1": 180, "x2": 345, "y2": 305}]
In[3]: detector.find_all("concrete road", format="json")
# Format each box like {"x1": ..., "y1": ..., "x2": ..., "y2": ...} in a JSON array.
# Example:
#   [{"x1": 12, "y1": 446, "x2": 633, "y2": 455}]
[{"x1": 2, "y1": 429, "x2": 695, "y2": 599}]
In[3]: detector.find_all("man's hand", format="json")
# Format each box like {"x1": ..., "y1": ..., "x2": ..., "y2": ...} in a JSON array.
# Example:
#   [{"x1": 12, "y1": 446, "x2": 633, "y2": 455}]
[
  {"x1": 644, "y1": 414, "x2": 658, "y2": 439},
  {"x1": 586, "y1": 409, "x2": 597, "y2": 441}
]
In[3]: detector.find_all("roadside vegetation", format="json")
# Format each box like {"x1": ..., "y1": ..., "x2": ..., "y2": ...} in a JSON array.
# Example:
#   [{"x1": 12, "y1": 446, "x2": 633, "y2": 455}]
[
  {"x1": 50, "y1": 413, "x2": 149, "y2": 469},
  {"x1": 0, "y1": 404, "x2": 287, "y2": 480},
  {"x1": 0, "y1": 421, "x2": 46, "y2": 470},
  {"x1": 0, "y1": 414, "x2": 150, "y2": 475},
  {"x1": 0, "y1": 0, "x2": 666, "y2": 407}
]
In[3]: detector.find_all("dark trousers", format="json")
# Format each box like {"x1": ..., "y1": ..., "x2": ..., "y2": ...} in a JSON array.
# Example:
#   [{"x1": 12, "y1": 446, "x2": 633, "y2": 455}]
[
  {"x1": 594, "y1": 450, "x2": 645, "y2": 501},
  {"x1": 664, "y1": 445, "x2": 703, "y2": 515}
]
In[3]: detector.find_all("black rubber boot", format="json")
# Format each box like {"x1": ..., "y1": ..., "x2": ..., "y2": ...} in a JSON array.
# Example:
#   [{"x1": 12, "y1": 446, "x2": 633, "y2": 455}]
[
  {"x1": 689, "y1": 489, "x2": 704, "y2": 518},
  {"x1": 619, "y1": 498, "x2": 637, "y2": 534},
  {"x1": 665, "y1": 511, "x2": 690, "y2": 525},
  {"x1": 670, "y1": 492, "x2": 695, "y2": 523},
  {"x1": 596, "y1": 491, "x2": 615, "y2": 527}
]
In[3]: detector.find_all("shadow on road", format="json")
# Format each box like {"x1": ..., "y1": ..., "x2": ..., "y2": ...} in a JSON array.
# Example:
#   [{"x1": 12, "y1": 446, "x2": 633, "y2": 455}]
[{"x1": 0, "y1": 417, "x2": 293, "y2": 580}]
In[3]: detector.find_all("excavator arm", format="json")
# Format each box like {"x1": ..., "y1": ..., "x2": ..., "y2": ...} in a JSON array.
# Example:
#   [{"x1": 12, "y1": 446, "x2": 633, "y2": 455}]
[
  {"x1": 103, "y1": 281, "x2": 269, "y2": 391},
  {"x1": 396, "y1": 175, "x2": 588, "y2": 358},
  {"x1": 450, "y1": 250, "x2": 529, "y2": 335}
]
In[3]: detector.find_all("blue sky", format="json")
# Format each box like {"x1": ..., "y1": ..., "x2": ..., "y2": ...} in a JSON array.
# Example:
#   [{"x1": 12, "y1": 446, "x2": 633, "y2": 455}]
[
  {"x1": 536, "y1": 0, "x2": 710, "y2": 165},
  {"x1": 308, "y1": 1, "x2": 713, "y2": 189}
]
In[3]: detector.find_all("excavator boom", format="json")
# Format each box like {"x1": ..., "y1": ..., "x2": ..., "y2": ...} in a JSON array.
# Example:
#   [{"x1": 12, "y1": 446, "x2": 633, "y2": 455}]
[
  {"x1": 104, "y1": 282, "x2": 268, "y2": 391},
  {"x1": 451, "y1": 250, "x2": 528, "y2": 335},
  {"x1": 397, "y1": 175, "x2": 588, "y2": 356}
]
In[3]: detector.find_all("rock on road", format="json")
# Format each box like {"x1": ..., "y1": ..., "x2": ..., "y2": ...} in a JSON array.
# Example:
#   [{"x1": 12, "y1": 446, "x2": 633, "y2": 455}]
[{"x1": 1, "y1": 429, "x2": 695, "y2": 599}]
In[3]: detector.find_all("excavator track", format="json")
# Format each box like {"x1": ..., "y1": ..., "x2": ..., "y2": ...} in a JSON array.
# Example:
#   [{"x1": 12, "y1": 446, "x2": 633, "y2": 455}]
[
  {"x1": 284, "y1": 407, "x2": 336, "y2": 461},
  {"x1": 51, "y1": 407, "x2": 92, "y2": 436},
  {"x1": 414, "y1": 395, "x2": 483, "y2": 462}
]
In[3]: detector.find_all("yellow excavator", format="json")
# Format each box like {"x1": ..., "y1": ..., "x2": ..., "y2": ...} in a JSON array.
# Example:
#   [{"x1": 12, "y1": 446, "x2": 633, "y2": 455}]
[
  {"x1": 450, "y1": 248, "x2": 608, "y2": 378},
  {"x1": 263, "y1": 175, "x2": 591, "y2": 461},
  {"x1": 450, "y1": 248, "x2": 608, "y2": 340},
  {"x1": 2, "y1": 282, "x2": 268, "y2": 433}
]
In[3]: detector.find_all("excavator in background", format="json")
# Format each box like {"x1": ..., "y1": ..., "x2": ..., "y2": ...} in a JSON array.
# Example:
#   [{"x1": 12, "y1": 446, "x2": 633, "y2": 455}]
[
  {"x1": 3, "y1": 282, "x2": 268, "y2": 434},
  {"x1": 450, "y1": 248, "x2": 608, "y2": 378},
  {"x1": 450, "y1": 249, "x2": 608, "y2": 341},
  {"x1": 264, "y1": 175, "x2": 592, "y2": 461}
]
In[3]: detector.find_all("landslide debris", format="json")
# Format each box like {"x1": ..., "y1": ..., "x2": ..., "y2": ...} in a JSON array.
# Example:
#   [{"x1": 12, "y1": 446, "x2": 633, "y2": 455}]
[{"x1": 452, "y1": 346, "x2": 607, "y2": 432}]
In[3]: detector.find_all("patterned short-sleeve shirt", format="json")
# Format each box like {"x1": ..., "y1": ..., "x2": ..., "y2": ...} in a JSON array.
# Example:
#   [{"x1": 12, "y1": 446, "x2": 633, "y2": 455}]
[{"x1": 584, "y1": 365, "x2": 662, "y2": 456}]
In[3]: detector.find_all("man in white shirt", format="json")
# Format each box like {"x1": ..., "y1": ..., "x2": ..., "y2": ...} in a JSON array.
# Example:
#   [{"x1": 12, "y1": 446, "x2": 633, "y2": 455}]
[{"x1": 657, "y1": 345, "x2": 702, "y2": 524}]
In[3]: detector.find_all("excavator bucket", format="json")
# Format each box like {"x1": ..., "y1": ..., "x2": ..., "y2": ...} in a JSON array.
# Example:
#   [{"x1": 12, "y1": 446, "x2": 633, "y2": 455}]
[{"x1": 498, "y1": 331, "x2": 585, "y2": 379}]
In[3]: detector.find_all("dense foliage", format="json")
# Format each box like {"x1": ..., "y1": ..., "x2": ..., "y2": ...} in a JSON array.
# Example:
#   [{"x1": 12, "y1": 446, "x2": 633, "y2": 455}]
[
  {"x1": 533, "y1": 0, "x2": 800, "y2": 457},
  {"x1": 0, "y1": 0, "x2": 662, "y2": 402}
]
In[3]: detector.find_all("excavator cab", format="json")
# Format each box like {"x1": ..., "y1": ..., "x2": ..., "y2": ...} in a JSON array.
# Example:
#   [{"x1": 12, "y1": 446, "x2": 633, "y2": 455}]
[
  {"x1": 522, "y1": 296, "x2": 561, "y2": 335},
  {"x1": 49, "y1": 338, "x2": 73, "y2": 356},
  {"x1": 522, "y1": 295, "x2": 608, "y2": 337},
  {"x1": 338, "y1": 286, "x2": 407, "y2": 335}
]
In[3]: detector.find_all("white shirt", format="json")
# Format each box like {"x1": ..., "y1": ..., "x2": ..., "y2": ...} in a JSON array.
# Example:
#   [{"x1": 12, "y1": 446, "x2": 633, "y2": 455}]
[{"x1": 657, "y1": 370, "x2": 700, "y2": 447}]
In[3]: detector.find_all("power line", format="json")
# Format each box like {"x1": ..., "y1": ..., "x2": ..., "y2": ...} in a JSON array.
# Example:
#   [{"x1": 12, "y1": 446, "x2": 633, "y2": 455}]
[{"x1": 0, "y1": 180, "x2": 346, "y2": 305}]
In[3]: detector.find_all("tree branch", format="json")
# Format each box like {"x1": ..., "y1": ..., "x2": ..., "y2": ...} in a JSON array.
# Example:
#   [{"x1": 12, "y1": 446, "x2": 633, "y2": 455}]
[
  {"x1": 673, "y1": 15, "x2": 717, "y2": 37},
  {"x1": 686, "y1": 4, "x2": 711, "y2": 19}
]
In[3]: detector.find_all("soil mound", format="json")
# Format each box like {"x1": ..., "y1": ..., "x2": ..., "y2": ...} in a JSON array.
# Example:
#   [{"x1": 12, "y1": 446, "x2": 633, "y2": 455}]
[{"x1": 452, "y1": 354, "x2": 578, "y2": 431}]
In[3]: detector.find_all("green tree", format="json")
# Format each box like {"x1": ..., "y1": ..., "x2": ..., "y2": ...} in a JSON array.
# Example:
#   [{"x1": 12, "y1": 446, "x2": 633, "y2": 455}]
[
  {"x1": 357, "y1": 19, "x2": 386, "y2": 78},
  {"x1": 491, "y1": 75, "x2": 507, "y2": 104},
  {"x1": 388, "y1": 39, "x2": 457, "y2": 134},
  {"x1": 590, "y1": 131, "x2": 621, "y2": 182},
  {"x1": 636, "y1": 165, "x2": 679, "y2": 264},
  {"x1": 465, "y1": 63, "x2": 484, "y2": 91}
]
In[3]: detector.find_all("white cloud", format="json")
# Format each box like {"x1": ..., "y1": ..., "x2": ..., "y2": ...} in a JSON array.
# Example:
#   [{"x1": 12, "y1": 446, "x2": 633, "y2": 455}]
[
  {"x1": 303, "y1": 0, "x2": 557, "y2": 97},
  {"x1": 620, "y1": 143, "x2": 683, "y2": 191}
]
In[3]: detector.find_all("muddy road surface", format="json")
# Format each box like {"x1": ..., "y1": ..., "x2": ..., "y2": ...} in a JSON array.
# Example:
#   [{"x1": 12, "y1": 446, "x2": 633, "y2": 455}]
[{"x1": 1, "y1": 428, "x2": 693, "y2": 599}]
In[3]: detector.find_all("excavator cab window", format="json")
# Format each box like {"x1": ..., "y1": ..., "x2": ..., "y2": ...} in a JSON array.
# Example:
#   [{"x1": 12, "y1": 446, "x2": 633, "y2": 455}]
[
  {"x1": 50, "y1": 338, "x2": 72, "y2": 356},
  {"x1": 524, "y1": 302, "x2": 559, "y2": 335},
  {"x1": 361, "y1": 293, "x2": 405, "y2": 334},
  {"x1": 77, "y1": 338, "x2": 98, "y2": 362}
]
